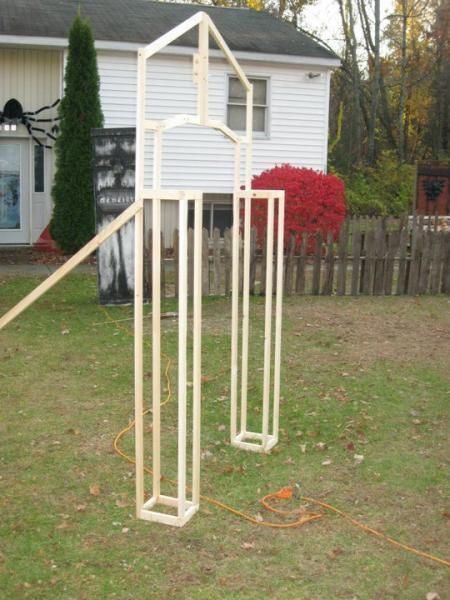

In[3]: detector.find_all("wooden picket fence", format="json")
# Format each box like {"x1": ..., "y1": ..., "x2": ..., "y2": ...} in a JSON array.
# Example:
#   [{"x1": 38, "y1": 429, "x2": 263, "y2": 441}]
[{"x1": 147, "y1": 215, "x2": 450, "y2": 297}]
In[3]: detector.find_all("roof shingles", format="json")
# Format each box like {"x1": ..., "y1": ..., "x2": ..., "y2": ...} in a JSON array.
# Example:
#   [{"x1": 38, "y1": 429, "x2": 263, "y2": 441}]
[{"x1": 1, "y1": 0, "x2": 337, "y2": 60}]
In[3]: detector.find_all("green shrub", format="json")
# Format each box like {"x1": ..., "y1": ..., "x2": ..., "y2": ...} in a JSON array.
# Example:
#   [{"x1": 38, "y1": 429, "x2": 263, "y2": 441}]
[{"x1": 334, "y1": 152, "x2": 415, "y2": 216}]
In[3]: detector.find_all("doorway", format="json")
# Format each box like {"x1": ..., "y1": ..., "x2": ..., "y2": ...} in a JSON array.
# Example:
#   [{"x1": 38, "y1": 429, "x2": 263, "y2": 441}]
[{"x1": 0, "y1": 139, "x2": 30, "y2": 244}]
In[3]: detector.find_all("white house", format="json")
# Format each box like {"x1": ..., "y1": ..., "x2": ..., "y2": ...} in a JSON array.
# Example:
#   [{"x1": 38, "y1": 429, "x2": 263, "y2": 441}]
[{"x1": 0, "y1": 0, "x2": 339, "y2": 246}]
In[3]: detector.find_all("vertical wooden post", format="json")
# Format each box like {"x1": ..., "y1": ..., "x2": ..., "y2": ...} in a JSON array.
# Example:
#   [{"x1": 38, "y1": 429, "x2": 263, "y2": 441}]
[
  {"x1": 177, "y1": 196, "x2": 188, "y2": 518},
  {"x1": 272, "y1": 194, "x2": 285, "y2": 443},
  {"x1": 151, "y1": 194, "x2": 162, "y2": 500},
  {"x1": 284, "y1": 233, "x2": 295, "y2": 296},
  {"x1": 202, "y1": 228, "x2": 210, "y2": 296},
  {"x1": 336, "y1": 219, "x2": 349, "y2": 296},
  {"x1": 396, "y1": 224, "x2": 409, "y2": 295},
  {"x1": 321, "y1": 231, "x2": 335, "y2": 295},
  {"x1": 261, "y1": 197, "x2": 275, "y2": 447},
  {"x1": 351, "y1": 220, "x2": 362, "y2": 296},
  {"x1": 223, "y1": 227, "x2": 232, "y2": 296},
  {"x1": 173, "y1": 228, "x2": 179, "y2": 298},
  {"x1": 213, "y1": 227, "x2": 221, "y2": 295},
  {"x1": 192, "y1": 195, "x2": 202, "y2": 506},
  {"x1": 188, "y1": 228, "x2": 194, "y2": 297},
  {"x1": 312, "y1": 231, "x2": 322, "y2": 295},
  {"x1": 249, "y1": 227, "x2": 257, "y2": 295},
  {"x1": 134, "y1": 48, "x2": 146, "y2": 519},
  {"x1": 295, "y1": 232, "x2": 308, "y2": 295}
]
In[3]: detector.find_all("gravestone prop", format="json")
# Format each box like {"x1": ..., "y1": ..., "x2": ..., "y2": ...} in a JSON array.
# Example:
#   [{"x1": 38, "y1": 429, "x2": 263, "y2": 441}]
[{"x1": 92, "y1": 127, "x2": 143, "y2": 304}]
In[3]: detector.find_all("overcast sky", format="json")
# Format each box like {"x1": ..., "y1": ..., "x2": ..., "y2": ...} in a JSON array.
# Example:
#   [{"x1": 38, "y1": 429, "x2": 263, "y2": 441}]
[{"x1": 299, "y1": 0, "x2": 395, "y2": 53}]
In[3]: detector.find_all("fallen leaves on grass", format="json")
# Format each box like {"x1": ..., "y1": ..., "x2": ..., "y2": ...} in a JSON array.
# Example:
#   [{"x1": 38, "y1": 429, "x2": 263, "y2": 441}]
[
  {"x1": 327, "y1": 547, "x2": 344, "y2": 560},
  {"x1": 89, "y1": 484, "x2": 101, "y2": 497},
  {"x1": 66, "y1": 428, "x2": 80, "y2": 436},
  {"x1": 241, "y1": 542, "x2": 255, "y2": 550}
]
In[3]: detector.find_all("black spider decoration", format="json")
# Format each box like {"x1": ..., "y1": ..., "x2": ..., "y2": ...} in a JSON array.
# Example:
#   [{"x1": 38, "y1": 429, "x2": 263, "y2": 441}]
[{"x1": 0, "y1": 97, "x2": 60, "y2": 149}]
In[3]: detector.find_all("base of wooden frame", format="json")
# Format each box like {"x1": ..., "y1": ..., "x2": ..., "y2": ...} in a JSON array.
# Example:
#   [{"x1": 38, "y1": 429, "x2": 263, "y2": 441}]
[
  {"x1": 232, "y1": 431, "x2": 278, "y2": 453},
  {"x1": 140, "y1": 495, "x2": 199, "y2": 527}
]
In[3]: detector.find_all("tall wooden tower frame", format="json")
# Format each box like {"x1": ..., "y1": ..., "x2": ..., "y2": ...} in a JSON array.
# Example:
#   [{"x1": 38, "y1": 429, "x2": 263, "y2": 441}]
[{"x1": 0, "y1": 12, "x2": 285, "y2": 527}]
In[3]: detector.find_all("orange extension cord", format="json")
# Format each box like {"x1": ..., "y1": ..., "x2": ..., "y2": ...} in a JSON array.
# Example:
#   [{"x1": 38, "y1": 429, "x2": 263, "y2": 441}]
[{"x1": 102, "y1": 306, "x2": 450, "y2": 567}]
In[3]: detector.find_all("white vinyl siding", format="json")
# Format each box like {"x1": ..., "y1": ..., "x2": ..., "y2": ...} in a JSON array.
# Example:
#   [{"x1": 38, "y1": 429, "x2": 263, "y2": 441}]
[
  {"x1": 97, "y1": 51, "x2": 331, "y2": 241},
  {"x1": 0, "y1": 47, "x2": 61, "y2": 243},
  {"x1": 98, "y1": 51, "x2": 330, "y2": 185},
  {"x1": 0, "y1": 48, "x2": 61, "y2": 113}
]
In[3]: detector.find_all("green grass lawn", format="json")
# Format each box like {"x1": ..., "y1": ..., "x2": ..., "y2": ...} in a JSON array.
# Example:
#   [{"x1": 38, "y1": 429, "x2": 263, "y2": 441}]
[{"x1": 1, "y1": 274, "x2": 449, "y2": 599}]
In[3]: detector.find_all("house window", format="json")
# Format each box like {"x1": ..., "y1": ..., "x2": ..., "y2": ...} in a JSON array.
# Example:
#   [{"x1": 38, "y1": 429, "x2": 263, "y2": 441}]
[
  {"x1": 188, "y1": 198, "x2": 233, "y2": 236},
  {"x1": 34, "y1": 145, "x2": 44, "y2": 193},
  {"x1": 227, "y1": 77, "x2": 268, "y2": 134}
]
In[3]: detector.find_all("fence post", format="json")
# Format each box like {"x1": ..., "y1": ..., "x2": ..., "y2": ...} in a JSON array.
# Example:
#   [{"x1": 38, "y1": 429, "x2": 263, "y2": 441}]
[
  {"x1": 373, "y1": 218, "x2": 386, "y2": 295},
  {"x1": 418, "y1": 229, "x2": 433, "y2": 294},
  {"x1": 384, "y1": 229, "x2": 400, "y2": 295},
  {"x1": 408, "y1": 216, "x2": 424, "y2": 295},
  {"x1": 442, "y1": 232, "x2": 450, "y2": 294},
  {"x1": 160, "y1": 231, "x2": 166, "y2": 298},
  {"x1": 249, "y1": 227, "x2": 257, "y2": 295},
  {"x1": 284, "y1": 233, "x2": 296, "y2": 296},
  {"x1": 147, "y1": 229, "x2": 153, "y2": 296},
  {"x1": 173, "y1": 228, "x2": 179, "y2": 298},
  {"x1": 260, "y1": 229, "x2": 267, "y2": 295},
  {"x1": 213, "y1": 227, "x2": 221, "y2": 295},
  {"x1": 202, "y1": 228, "x2": 209, "y2": 296},
  {"x1": 188, "y1": 228, "x2": 194, "y2": 296},
  {"x1": 295, "y1": 232, "x2": 308, "y2": 295},
  {"x1": 312, "y1": 231, "x2": 322, "y2": 295},
  {"x1": 351, "y1": 220, "x2": 362, "y2": 296},
  {"x1": 321, "y1": 231, "x2": 335, "y2": 295},
  {"x1": 362, "y1": 228, "x2": 375, "y2": 295},
  {"x1": 224, "y1": 227, "x2": 232, "y2": 296},
  {"x1": 337, "y1": 219, "x2": 349, "y2": 296}
]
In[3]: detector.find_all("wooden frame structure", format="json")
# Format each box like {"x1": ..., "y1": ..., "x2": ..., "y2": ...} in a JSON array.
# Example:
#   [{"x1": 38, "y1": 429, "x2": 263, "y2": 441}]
[{"x1": 0, "y1": 12, "x2": 285, "y2": 527}]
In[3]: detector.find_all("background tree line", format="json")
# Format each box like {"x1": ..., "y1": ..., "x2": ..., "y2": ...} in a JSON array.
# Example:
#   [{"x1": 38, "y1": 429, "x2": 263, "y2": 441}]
[{"x1": 199, "y1": 0, "x2": 450, "y2": 215}]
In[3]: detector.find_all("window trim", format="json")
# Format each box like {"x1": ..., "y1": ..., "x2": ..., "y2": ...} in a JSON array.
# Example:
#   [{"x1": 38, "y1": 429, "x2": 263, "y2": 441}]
[
  {"x1": 226, "y1": 75, "x2": 270, "y2": 139},
  {"x1": 33, "y1": 144, "x2": 45, "y2": 194}
]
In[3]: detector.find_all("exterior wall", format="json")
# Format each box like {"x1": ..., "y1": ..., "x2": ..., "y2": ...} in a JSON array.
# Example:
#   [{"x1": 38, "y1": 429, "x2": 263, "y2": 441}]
[
  {"x1": 97, "y1": 50, "x2": 331, "y2": 241},
  {"x1": 0, "y1": 47, "x2": 62, "y2": 243},
  {"x1": 0, "y1": 45, "x2": 332, "y2": 245}
]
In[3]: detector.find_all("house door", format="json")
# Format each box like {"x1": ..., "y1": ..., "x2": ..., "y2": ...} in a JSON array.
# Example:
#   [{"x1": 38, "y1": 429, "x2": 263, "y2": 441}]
[{"x1": 0, "y1": 139, "x2": 30, "y2": 244}]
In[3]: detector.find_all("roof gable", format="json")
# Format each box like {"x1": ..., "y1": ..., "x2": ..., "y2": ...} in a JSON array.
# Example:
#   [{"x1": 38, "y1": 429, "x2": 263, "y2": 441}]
[{"x1": 0, "y1": 0, "x2": 337, "y2": 61}]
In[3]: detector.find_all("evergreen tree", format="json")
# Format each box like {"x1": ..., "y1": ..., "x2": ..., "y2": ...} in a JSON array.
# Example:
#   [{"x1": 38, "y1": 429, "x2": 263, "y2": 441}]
[{"x1": 50, "y1": 13, "x2": 103, "y2": 253}]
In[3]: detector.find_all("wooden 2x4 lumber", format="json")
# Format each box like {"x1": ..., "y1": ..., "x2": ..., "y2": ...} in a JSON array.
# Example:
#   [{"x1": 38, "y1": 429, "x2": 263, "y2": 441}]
[
  {"x1": 192, "y1": 195, "x2": 203, "y2": 505},
  {"x1": 177, "y1": 196, "x2": 189, "y2": 518},
  {"x1": 134, "y1": 204, "x2": 145, "y2": 516},
  {"x1": 143, "y1": 11, "x2": 204, "y2": 60},
  {"x1": 262, "y1": 197, "x2": 275, "y2": 448},
  {"x1": 240, "y1": 194, "x2": 252, "y2": 434},
  {"x1": 205, "y1": 15, "x2": 252, "y2": 92},
  {"x1": 152, "y1": 195, "x2": 162, "y2": 499},
  {"x1": 134, "y1": 47, "x2": 146, "y2": 517},
  {"x1": 273, "y1": 194, "x2": 285, "y2": 440}
]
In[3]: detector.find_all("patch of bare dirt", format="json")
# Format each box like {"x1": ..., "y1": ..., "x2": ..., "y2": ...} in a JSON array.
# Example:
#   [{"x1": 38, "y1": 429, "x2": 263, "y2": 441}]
[{"x1": 285, "y1": 299, "x2": 450, "y2": 369}]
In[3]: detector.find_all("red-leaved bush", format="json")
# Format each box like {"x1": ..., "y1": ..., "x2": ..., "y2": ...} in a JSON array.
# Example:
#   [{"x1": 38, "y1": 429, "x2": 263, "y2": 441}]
[{"x1": 249, "y1": 164, "x2": 346, "y2": 252}]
